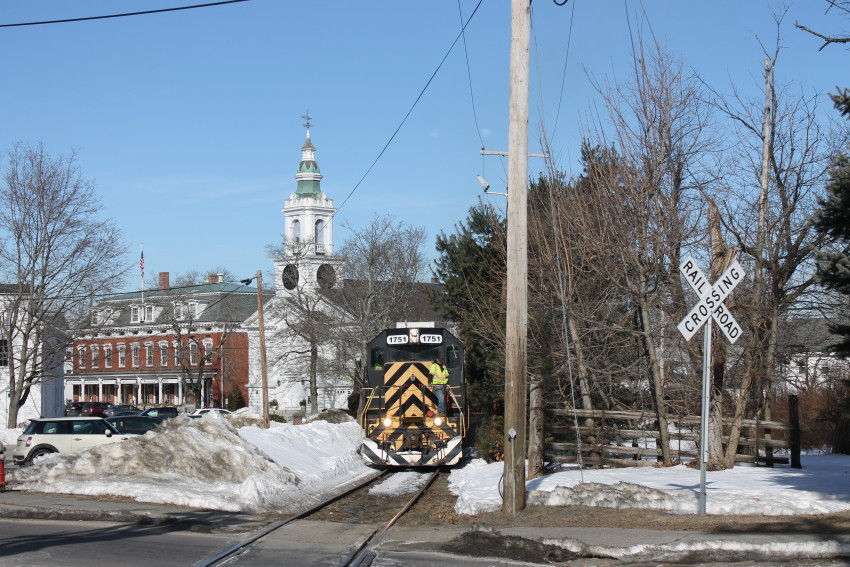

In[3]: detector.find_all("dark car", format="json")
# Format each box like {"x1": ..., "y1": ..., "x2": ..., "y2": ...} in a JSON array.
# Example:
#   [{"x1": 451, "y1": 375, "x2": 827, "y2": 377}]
[
  {"x1": 140, "y1": 406, "x2": 179, "y2": 419},
  {"x1": 80, "y1": 402, "x2": 110, "y2": 417},
  {"x1": 104, "y1": 404, "x2": 141, "y2": 417},
  {"x1": 105, "y1": 415, "x2": 163, "y2": 435},
  {"x1": 64, "y1": 402, "x2": 84, "y2": 416}
]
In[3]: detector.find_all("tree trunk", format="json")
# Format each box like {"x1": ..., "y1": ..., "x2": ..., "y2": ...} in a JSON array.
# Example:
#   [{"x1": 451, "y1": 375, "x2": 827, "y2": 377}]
[
  {"x1": 310, "y1": 343, "x2": 319, "y2": 414},
  {"x1": 707, "y1": 201, "x2": 730, "y2": 469},
  {"x1": 637, "y1": 290, "x2": 672, "y2": 464},
  {"x1": 527, "y1": 373, "x2": 544, "y2": 480}
]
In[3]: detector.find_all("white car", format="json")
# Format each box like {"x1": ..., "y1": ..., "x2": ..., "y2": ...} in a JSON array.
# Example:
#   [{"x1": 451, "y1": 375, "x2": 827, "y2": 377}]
[
  {"x1": 188, "y1": 408, "x2": 233, "y2": 417},
  {"x1": 12, "y1": 417, "x2": 135, "y2": 465}
]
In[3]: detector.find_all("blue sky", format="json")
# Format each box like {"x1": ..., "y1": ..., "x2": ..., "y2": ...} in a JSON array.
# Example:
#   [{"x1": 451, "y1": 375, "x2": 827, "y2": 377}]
[{"x1": 0, "y1": 1, "x2": 845, "y2": 292}]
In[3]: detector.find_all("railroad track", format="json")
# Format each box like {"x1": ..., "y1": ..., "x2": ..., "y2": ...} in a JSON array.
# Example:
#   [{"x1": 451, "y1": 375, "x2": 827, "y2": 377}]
[{"x1": 193, "y1": 470, "x2": 440, "y2": 567}]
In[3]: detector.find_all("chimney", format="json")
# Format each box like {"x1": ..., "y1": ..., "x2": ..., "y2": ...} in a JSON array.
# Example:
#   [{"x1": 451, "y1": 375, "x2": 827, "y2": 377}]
[
  {"x1": 159, "y1": 272, "x2": 170, "y2": 290},
  {"x1": 217, "y1": 272, "x2": 224, "y2": 283}
]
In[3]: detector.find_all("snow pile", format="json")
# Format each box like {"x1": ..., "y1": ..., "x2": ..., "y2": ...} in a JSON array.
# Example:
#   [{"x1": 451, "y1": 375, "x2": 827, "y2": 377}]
[
  {"x1": 238, "y1": 419, "x2": 371, "y2": 488},
  {"x1": 368, "y1": 471, "x2": 432, "y2": 496},
  {"x1": 0, "y1": 427, "x2": 19, "y2": 451},
  {"x1": 10, "y1": 413, "x2": 301, "y2": 513},
  {"x1": 451, "y1": 456, "x2": 850, "y2": 515}
]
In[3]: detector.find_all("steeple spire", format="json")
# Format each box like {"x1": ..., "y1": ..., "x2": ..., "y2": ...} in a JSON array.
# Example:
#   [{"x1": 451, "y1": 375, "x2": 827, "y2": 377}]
[{"x1": 295, "y1": 113, "x2": 322, "y2": 197}]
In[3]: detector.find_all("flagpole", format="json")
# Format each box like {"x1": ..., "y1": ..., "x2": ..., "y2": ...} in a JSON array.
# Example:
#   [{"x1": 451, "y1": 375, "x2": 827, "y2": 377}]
[{"x1": 140, "y1": 243, "x2": 145, "y2": 304}]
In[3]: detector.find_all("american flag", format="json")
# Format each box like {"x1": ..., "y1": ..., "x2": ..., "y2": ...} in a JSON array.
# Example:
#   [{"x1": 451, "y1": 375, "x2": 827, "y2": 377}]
[{"x1": 140, "y1": 248, "x2": 145, "y2": 279}]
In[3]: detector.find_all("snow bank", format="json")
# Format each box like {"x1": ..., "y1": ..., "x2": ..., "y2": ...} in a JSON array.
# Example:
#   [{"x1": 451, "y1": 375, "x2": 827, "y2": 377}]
[
  {"x1": 10, "y1": 414, "x2": 301, "y2": 513},
  {"x1": 453, "y1": 456, "x2": 850, "y2": 516}
]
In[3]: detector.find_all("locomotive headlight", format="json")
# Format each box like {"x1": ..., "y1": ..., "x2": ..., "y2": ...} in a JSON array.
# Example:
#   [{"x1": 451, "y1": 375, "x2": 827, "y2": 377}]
[
  {"x1": 409, "y1": 328, "x2": 419, "y2": 343},
  {"x1": 433, "y1": 417, "x2": 443, "y2": 427},
  {"x1": 382, "y1": 418, "x2": 393, "y2": 428}
]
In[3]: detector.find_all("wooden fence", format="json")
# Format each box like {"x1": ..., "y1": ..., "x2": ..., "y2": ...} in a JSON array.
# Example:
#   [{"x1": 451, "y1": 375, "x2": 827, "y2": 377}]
[{"x1": 544, "y1": 396, "x2": 801, "y2": 468}]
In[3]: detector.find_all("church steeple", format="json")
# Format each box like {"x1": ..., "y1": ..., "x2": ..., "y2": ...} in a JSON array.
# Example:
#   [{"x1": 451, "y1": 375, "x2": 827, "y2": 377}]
[
  {"x1": 276, "y1": 118, "x2": 342, "y2": 295},
  {"x1": 295, "y1": 116, "x2": 322, "y2": 197}
]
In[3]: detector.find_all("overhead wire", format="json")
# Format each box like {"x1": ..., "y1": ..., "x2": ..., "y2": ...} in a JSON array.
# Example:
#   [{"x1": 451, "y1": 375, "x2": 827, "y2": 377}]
[
  {"x1": 0, "y1": 1, "x2": 250, "y2": 28},
  {"x1": 330, "y1": 0, "x2": 485, "y2": 221},
  {"x1": 456, "y1": 0, "x2": 486, "y2": 177}
]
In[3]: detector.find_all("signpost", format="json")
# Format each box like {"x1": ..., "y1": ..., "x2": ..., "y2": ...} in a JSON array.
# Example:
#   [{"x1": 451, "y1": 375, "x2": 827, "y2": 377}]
[{"x1": 677, "y1": 256, "x2": 745, "y2": 516}]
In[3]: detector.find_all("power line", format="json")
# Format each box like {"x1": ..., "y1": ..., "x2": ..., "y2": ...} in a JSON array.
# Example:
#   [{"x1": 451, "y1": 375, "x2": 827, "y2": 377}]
[
  {"x1": 457, "y1": 0, "x2": 486, "y2": 151},
  {"x1": 331, "y1": 0, "x2": 485, "y2": 221},
  {"x1": 0, "y1": 0, "x2": 250, "y2": 28}
]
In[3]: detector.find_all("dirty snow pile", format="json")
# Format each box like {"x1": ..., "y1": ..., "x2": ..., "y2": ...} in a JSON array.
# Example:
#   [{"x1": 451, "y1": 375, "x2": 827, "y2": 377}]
[
  {"x1": 8, "y1": 412, "x2": 374, "y2": 514},
  {"x1": 450, "y1": 455, "x2": 850, "y2": 516}
]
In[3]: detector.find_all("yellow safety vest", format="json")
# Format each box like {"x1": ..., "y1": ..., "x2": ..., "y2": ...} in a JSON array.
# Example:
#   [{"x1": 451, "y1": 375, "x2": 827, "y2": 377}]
[{"x1": 429, "y1": 363, "x2": 449, "y2": 384}]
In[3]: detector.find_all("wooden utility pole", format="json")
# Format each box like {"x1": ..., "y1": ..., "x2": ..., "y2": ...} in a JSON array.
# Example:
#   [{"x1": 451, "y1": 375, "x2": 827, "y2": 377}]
[
  {"x1": 503, "y1": 0, "x2": 531, "y2": 516},
  {"x1": 256, "y1": 270, "x2": 270, "y2": 429}
]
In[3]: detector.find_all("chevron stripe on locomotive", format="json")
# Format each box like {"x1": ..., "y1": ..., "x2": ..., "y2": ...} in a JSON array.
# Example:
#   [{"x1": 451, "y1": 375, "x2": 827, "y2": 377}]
[{"x1": 358, "y1": 326, "x2": 466, "y2": 466}]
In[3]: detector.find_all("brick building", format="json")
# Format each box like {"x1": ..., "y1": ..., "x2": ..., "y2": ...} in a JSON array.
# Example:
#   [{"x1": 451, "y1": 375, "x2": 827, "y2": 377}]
[{"x1": 67, "y1": 272, "x2": 258, "y2": 409}]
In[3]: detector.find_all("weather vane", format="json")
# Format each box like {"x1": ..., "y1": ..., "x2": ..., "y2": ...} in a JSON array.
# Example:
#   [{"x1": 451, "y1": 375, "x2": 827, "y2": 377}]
[{"x1": 301, "y1": 111, "x2": 313, "y2": 130}]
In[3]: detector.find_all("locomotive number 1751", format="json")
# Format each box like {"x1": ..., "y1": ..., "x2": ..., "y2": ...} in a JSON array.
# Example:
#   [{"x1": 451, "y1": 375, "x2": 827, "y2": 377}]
[{"x1": 420, "y1": 334, "x2": 442, "y2": 344}]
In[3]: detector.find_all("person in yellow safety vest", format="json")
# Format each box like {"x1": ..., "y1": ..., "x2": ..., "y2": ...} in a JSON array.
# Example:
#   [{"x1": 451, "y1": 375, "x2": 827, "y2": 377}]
[{"x1": 429, "y1": 358, "x2": 450, "y2": 415}]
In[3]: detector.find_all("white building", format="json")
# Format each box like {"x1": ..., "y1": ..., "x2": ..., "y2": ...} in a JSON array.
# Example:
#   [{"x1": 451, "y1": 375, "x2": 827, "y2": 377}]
[
  {"x1": 245, "y1": 128, "x2": 353, "y2": 415},
  {"x1": 0, "y1": 286, "x2": 65, "y2": 427}
]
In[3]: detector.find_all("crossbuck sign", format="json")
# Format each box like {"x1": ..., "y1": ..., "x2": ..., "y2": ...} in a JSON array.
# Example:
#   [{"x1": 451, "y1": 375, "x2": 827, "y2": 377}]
[
  {"x1": 676, "y1": 255, "x2": 746, "y2": 516},
  {"x1": 677, "y1": 257, "x2": 745, "y2": 344}
]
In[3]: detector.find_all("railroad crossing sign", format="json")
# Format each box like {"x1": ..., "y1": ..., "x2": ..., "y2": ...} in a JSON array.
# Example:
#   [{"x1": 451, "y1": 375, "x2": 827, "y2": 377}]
[{"x1": 677, "y1": 257, "x2": 745, "y2": 344}]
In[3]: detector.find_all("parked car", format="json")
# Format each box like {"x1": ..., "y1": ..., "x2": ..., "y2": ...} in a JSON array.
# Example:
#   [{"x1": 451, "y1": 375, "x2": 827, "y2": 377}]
[
  {"x1": 12, "y1": 417, "x2": 135, "y2": 465},
  {"x1": 105, "y1": 415, "x2": 163, "y2": 435},
  {"x1": 139, "y1": 406, "x2": 179, "y2": 419},
  {"x1": 64, "y1": 402, "x2": 84, "y2": 416},
  {"x1": 104, "y1": 404, "x2": 140, "y2": 417},
  {"x1": 80, "y1": 402, "x2": 110, "y2": 417},
  {"x1": 188, "y1": 408, "x2": 233, "y2": 417}
]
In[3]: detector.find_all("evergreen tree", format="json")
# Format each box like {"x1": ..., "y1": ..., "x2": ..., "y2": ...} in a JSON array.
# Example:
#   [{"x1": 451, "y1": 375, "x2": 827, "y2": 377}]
[{"x1": 812, "y1": 90, "x2": 850, "y2": 357}]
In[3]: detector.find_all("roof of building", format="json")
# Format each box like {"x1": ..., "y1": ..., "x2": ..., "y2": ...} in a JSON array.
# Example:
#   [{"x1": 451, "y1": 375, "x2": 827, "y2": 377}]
[{"x1": 86, "y1": 282, "x2": 264, "y2": 329}]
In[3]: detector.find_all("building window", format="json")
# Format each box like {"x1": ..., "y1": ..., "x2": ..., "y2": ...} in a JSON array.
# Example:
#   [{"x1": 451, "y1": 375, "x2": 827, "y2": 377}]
[
  {"x1": 145, "y1": 343, "x2": 154, "y2": 367},
  {"x1": 203, "y1": 339, "x2": 214, "y2": 364},
  {"x1": 104, "y1": 345, "x2": 112, "y2": 368},
  {"x1": 188, "y1": 302, "x2": 197, "y2": 319},
  {"x1": 78, "y1": 346, "x2": 86, "y2": 368},
  {"x1": 130, "y1": 305, "x2": 140, "y2": 323},
  {"x1": 174, "y1": 302, "x2": 183, "y2": 320},
  {"x1": 292, "y1": 219, "x2": 301, "y2": 242},
  {"x1": 189, "y1": 342, "x2": 198, "y2": 366},
  {"x1": 0, "y1": 339, "x2": 8, "y2": 367},
  {"x1": 118, "y1": 344, "x2": 126, "y2": 368},
  {"x1": 131, "y1": 343, "x2": 140, "y2": 367},
  {"x1": 91, "y1": 345, "x2": 99, "y2": 368},
  {"x1": 159, "y1": 342, "x2": 168, "y2": 366},
  {"x1": 173, "y1": 341, "x2": 180, "y2": 366},
  {"x1": 144, "y1": 305, "x2": 153, "y2": 322}
]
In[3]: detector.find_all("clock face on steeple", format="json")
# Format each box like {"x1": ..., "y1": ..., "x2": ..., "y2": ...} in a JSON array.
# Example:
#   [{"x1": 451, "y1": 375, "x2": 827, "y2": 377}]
[
  {"x1": 282, "y1": 264, "x2": 299, "y2": 290},
  {"x1": 317, "y1": 264, "x2": 336, "y2": 289}
]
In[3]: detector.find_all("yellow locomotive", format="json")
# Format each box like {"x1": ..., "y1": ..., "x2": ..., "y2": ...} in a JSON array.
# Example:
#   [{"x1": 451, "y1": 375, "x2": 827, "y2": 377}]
[{"x1": 358, "y1": 325, "x2": 466, "y2": 466}]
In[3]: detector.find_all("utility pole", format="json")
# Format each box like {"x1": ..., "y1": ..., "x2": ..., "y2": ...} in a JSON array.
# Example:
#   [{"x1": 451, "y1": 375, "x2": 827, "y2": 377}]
[
  {"x1": 256, "y1": 270, "x2": 270, "y2": 429},
  {"x1": 503, "y1": 0, "x2": 531, "y2": 516}
]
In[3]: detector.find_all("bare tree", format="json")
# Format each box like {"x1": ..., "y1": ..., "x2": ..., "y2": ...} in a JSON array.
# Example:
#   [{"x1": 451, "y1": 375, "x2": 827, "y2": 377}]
[
  {"x1": 574, "y1": 37, "x2": 716, "y2": 464},
  {"x1": 796, "y1": 1, "x2": 850, "y2": 51},
  {"x1": 265, "y1": 238, "x2": 342, "y2": 415},
  {"x1": 0, "y1": 141, "x2": 127, "y2": 427},
  {"x1": 711, "y1": 54, "x2": 845, "y2": 466},
  {"x1": 334, "y1": 215, "x2": 430, "y2": 388}
]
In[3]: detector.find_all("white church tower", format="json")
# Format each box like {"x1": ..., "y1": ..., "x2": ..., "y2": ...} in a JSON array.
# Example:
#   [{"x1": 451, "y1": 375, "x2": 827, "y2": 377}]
[
  {"x1": 274, "y1": 120, "x2": 342, "y2": 294},
  {"x1": 247, "y1": 119, "x2": 352, "y2": 417}
]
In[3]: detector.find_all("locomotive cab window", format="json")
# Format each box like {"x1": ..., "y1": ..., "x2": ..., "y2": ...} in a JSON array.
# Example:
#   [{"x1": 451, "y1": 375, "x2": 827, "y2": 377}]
[
  {"x1": 446, "y1": 345, "x2": 461, "y2": 370},
  {"x1": 370, "y1": 347, "x2": 384, "y2": 370}
]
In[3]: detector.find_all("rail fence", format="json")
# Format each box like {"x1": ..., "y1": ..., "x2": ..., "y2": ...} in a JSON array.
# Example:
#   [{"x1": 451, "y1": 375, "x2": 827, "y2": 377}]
[{"x1": 544, "y1": 395, "x2": 801, "y2": 468}]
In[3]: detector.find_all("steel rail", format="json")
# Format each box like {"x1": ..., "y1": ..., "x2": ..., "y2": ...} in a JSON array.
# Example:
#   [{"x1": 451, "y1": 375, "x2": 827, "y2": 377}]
[
  {"x1": 192, "y1": 470, "x2": 387, "y2": 567},
  {"x1": 337, "y1": 470, "x2": 439, "y2": 567}
]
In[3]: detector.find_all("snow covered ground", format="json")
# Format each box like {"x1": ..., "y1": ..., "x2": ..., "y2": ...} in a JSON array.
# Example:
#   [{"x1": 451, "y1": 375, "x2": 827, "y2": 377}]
[{"x1": 3, "y1": 411, "x2": 850, "y2": 519}]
